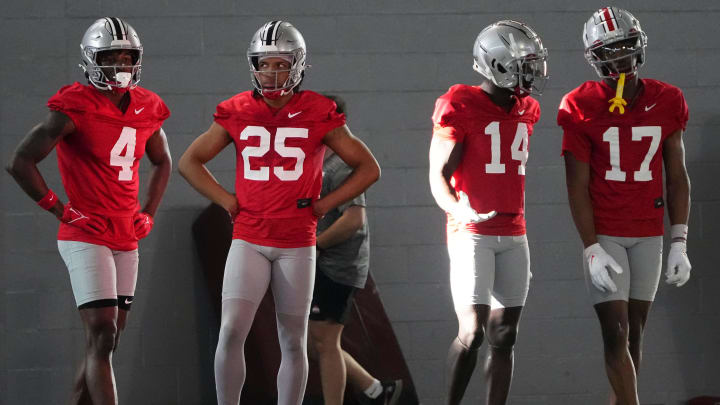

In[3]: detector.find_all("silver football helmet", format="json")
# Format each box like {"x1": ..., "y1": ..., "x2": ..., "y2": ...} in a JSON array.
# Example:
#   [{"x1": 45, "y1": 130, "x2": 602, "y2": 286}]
[
  {"x1": 80, "y1": 17, "x2": 142, "y2": 91},
  {"x1": 247, "y1": 21, "x2": 307, "y2": 98},
  {"x1": 473, "y1": 20, "x2": 549, "y2": 96},
  {"x1": 583, "y1": 7, "x2": 647, "y2": 79}
]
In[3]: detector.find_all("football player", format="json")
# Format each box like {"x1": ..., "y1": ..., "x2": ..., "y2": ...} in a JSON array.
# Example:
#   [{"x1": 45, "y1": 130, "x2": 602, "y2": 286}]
[
  {"x1": 178, "y1": 21, "x2": 380, "y2": 405},
  {"x1": 558, "y1": 7, "x2": 691, "y2": 405},
  {"x1": 6, "y1": 17, "x2": 171, "y2": 405},
  {"x1": 428, "y1": 21, "x2": 548, "y2": 405}
]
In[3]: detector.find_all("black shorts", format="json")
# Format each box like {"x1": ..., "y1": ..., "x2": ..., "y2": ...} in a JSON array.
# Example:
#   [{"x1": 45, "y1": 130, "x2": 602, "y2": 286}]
[{"x1": 309, "y1": 269, "x2": 356, "y2": 325}]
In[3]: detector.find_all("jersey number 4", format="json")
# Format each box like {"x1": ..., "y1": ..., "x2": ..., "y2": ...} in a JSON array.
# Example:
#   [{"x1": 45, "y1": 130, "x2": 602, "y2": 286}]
[
  {"x1": 241, "y1": 126, "x2": 308, "y2": 181},
  {"x1": 110, "y1": 127, "x2": 137, "y2": 182},
  {"x1": 484, "y1": 122, "x2": 529, "y2": 175},
  {"x1": 603, "y1": 126, "x2": 661, "y2": 182}
]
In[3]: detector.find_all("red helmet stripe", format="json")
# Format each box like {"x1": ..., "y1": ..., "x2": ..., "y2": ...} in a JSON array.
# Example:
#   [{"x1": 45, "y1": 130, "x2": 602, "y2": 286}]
[{"x1": 603, "y1": 8, "x2": 616, "y2": 31}]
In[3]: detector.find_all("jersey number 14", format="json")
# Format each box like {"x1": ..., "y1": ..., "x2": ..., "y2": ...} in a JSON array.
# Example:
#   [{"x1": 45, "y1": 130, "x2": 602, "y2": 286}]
[{"x1": 484, "y1": 122, "x2": 529, "y2": 175}]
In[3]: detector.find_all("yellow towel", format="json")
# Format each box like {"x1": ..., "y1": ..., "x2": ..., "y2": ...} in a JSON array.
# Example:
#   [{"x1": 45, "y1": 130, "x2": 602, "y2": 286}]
[{"x1": 608, "y1": 73, "x2": 627, "y2": 114}]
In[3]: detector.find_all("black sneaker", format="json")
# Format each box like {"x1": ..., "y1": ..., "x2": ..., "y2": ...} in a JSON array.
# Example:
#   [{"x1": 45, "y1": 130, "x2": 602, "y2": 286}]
[{"x1": 359, "y1": 379, "x2": 403, "y2": 405}]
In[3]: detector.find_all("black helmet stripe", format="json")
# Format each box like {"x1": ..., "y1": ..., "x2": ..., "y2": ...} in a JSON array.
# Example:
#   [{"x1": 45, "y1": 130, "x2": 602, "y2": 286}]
[
  {"x1": 108, "y1": 17, "x2": 126, "y2": 40},
  {"x1": 105, "y1": 17, "x2": 117, "y2": 38},
  {"x1": 264, "y1": 20, "x2": 281, "y2": 45}
]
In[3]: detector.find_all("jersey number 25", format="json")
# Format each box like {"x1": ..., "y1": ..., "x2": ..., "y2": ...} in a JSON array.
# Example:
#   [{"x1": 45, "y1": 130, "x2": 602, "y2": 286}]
[{"x1": 240, "y1": 126, "x2": 308, "y2": 181}]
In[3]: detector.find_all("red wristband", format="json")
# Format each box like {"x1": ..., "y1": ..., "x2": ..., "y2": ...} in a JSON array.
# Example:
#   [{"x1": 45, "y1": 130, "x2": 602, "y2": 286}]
[{"x1": 37, "y1": 189, "x2": 59, "y2": 210}]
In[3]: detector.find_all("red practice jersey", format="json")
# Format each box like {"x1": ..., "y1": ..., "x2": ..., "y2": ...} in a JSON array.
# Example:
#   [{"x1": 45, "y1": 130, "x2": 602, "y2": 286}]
[
  {"x1": 48, "y1": 82, "x2": 170, "y2": 250},
  {"x1": 214, "y1": 90, "x2": 346, "y2": 248},
  {"x1": 558, "y1": 79, "x2": 689, "y2": 237},
  {"x1": 432, "y1": 84, "x2": 541, "y2": 236}
]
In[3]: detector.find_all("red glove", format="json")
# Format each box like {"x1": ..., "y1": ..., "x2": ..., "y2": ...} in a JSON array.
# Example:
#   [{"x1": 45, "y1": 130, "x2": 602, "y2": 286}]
[
  {"x1": 133, "y1": 212, "x2": 154, "y2": 239},
  {"x1": 61, "y1": 203, "x2": 107, "y2": 235}
]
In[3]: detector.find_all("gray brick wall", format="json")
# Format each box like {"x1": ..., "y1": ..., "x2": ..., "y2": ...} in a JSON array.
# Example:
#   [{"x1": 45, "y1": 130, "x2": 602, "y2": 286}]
[{"x1": 1, "y1": 1, "x2": 718, "y2": 404}]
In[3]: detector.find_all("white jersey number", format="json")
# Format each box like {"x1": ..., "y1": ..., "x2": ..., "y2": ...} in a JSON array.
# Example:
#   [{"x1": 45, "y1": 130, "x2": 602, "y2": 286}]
[
  {"x1": 484, "y1": 121, "x2": 529, "y2": 175},
  {"x1": 240, "y1": 126, "x2": 308, "y2": 181},
  {"x1": 110, "y1": 126, "x2": 137, "y2": 181},
  {"x1": 602, "y1": 126, "x2": 661, "y2": 182}
]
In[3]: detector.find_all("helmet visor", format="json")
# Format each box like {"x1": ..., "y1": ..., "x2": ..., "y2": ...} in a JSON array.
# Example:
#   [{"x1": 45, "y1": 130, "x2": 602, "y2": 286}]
[
  {"x1": 516, "y1": 55, "x2": 548, "y2": 95},
  {"x1": 588, "y1": 37, "x2": 643, "y2": 77}
]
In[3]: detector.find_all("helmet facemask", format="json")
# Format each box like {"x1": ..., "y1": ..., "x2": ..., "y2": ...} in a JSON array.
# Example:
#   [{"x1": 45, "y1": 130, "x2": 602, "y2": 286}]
[
  {"x1": 586, "y1": 36, "x2": 645, "y2": 79},
  {"x1": 82, "y1": 48, "x2": 142, "y2": 93},
  {"x1": 248, "y1": 50, "x2": 305, "y2": 99},
  {"x1": 512, "y1": 53, "x2": 549, "y2": 97}
]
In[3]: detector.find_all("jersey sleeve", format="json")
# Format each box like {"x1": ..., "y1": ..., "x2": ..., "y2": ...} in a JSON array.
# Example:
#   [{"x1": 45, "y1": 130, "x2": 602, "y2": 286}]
[
  {"x1": 530, "y1": 98, "x2": 541, "y2": 125},
  {"x1": 47, "y1": 84, "x2": 87, "y2": 117},
  {"x1": 431, "y1": 95, "x2": 466, "y2": 143},
  {"x1": 152, "y1": 97, "x2": 171, "y2": 132},
  {"x1": 213, "y1": 98, "x2": 235, "y2": 132},
  {"x1": 315, "y1": 99, "x2": 347, "y2": 137},
  {"x1": 558, "y1": 93, "x2": 591, "y2": 162},
  {"x1": 674, "y1": 90, "x2": 689, "y2": 132}
]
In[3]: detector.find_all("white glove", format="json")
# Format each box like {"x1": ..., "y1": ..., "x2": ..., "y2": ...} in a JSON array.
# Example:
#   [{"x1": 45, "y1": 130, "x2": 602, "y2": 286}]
[
  {"x1": 451, "y1": 191, "x2": 496, "y2": 224},
  {"x1": 665, "y1": 241, "x2": 691, "y2": 287},
  {"x1": 584, "y1": 243, "x2": 623, "y2": 293}
]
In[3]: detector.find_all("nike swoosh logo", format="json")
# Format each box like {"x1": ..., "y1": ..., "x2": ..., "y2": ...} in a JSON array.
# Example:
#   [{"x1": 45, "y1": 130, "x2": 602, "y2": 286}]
[
  {"x1": 645, "y1": 104, "x2": 656, "y2": 112},
  {"x1": 288, "y1": 111, "x2": 302, "y2": 118},
  {"x1": 124, "y1": 298, "x2": 133, "y2": 305},
  {"x1": 518, "y1": 109, "x2": 525, "y2": 115},
  {"x1": 134, "y1": 107, "x2": 145, "y2": 114}
]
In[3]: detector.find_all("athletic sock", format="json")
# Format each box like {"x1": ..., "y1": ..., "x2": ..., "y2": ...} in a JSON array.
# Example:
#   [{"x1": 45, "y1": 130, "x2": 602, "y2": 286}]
[{"x1": 363, "y1": 379, "x2": 383, "y2": 399}]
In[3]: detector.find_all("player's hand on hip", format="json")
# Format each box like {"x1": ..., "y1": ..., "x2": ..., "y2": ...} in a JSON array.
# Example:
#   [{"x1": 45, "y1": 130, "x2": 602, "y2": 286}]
[
  {"x1": 584, "y1": 243, "x2": 623, "y2": 293},
  {"x1": 133, "y1": 212, "x2": 154, "y2": 240},
  {"x1": 221, "y1": 195, "x2": 240, "y2": 221},
  {"x1": 312, "y1": 198, "x2": 330, "y2": 219},
  {"x1": 665, "y1": 241, "x2": 691, "y2": 287},
  {"x1": 451, "y1": 191, "x2": 496, "y2": 224},
  {"x1": 60, "y1": 203, "x2": 107, "y2": 235}
]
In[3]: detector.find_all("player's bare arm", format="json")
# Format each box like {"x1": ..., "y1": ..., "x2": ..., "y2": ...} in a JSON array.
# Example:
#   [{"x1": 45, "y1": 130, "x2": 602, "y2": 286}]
[
  {"x1": 428, "y1": 135, "x2": 463, "y2": 213},
  {"x1": 663, "y1": 129, "x2": 691, "y2": 226},
  {"x1": 564, "y1": 151, "x2": 598, "y2": 248},
  {"x1": 316, "y1": 205, "x2": 365, "y2": 250},
  {"x1": 317, "y1": 125, "x2": 380, "y2": 217},
  {"x1": 178, "y1": 122, "x2": 238, "y2": 216},
  {"x1": 140, "y1": 128, "x2": 172, "y2": 217},
  {"x1": 6, "y1": 111, "x2": 75, "y2": 219}
]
